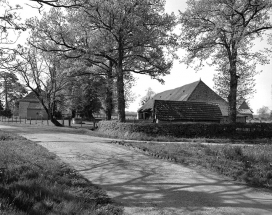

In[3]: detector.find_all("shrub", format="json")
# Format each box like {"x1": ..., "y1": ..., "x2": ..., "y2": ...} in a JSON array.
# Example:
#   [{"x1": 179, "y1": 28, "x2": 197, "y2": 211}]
[
  {"x1": 0, "y1": 109, "x2": 12, "y2": 118},
  {"x1": 97, "y1": 121, "x2": 272, "y2": 139}
]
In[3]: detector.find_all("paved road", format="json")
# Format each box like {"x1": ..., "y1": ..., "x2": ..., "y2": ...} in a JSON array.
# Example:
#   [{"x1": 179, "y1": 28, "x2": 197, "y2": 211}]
[{"x1": 1, "y1": 124, "x2": 272, "y2": 215}]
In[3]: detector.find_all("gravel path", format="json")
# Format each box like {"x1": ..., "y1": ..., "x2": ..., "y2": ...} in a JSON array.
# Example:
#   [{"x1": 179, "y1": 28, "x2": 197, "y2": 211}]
[{"x1": 1, "y1": 124, "x2": 272, "y2": 215}]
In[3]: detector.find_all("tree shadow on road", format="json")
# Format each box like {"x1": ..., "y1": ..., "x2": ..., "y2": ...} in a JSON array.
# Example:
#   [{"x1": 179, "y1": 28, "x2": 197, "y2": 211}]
[{"x1": 73, "y1": 150, "x2": 272, "y2": 214}]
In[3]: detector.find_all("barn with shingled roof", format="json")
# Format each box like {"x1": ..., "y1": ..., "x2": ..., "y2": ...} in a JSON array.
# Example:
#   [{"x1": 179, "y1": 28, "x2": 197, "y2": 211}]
[{"x1": 138, "y1": 80, "x2": 247, "y2": 123}]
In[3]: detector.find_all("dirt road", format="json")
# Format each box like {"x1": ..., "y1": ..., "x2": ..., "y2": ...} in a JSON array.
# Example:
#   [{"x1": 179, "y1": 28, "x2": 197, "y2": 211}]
[{"x1": 1, "y1": 124, "x2": 272, "y2": 215}]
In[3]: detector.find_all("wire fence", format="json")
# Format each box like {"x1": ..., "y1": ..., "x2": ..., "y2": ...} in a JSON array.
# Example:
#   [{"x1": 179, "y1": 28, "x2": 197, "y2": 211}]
[
  {"x1": 0, "y1": 116, "x2": 97, "y2": 129},
  {"x1": 0, "y1": 113, "x2": 138, "y2": 129}
]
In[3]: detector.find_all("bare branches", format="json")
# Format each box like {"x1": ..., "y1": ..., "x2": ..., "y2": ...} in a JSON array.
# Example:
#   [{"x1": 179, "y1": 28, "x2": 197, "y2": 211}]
[{"x1": 29, "y1": 0, "x2": 84, "y2": 9}]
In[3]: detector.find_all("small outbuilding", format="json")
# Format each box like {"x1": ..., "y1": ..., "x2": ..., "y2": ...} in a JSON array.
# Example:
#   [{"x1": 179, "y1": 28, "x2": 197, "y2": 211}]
[
  {"x1": 153, "y1": 100, "x2": 222, "y2": 123},
  {"x1": 18, "y1": 91, "x2": 48, "y2": 120},
  {"x1": 237, "y1": 99, "x2": 253, "y2": 119}
]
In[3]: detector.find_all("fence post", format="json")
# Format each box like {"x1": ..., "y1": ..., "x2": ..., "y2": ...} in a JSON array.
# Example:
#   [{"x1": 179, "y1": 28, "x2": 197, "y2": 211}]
[
  {"x1": 68, "y1": 117, "x2": 71, "y2": 127},
  {"x1": 62, "y1": 116, "x2": 64, "y2": 126},
  {"x1": 81, "y1": 118, "x2": 82, "y2": 127}
]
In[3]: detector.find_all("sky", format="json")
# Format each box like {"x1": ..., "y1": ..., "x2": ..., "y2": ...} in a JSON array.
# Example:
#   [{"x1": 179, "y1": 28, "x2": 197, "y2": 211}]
[{"x1": 10, "y1": 0, "x2": 272, "y2": 114}]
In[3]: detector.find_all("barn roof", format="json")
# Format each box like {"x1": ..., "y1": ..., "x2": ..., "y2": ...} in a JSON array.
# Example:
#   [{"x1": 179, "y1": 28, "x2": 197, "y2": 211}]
[
  {"x1": 139, "y1": 80, "x2": 200, "y2": 112},
  {"x1": 20, "y1": 91, "x2": 38, "y2": 102},
  {"x1": 238, "y1": 100, "x2": 253, "y2": 112},
  {"x1": 154, "y1": 100, "x2": 222, "y2": 122},
  {"x1": 20, "y1": 90, "x2": 46, "y2": 103}
]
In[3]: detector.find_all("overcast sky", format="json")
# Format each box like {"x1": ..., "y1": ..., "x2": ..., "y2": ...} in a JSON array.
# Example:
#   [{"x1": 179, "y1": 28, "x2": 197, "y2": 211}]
[{"x1": 12, "y1": 0, "x2": 272, "y2": 114}]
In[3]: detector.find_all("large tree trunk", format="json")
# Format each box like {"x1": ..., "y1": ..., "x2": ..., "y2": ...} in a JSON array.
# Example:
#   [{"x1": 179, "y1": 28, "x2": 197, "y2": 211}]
[
  {"x1": 116, "y1": 41, "x2": 126, "y2": 122},
  {"x1": 48, "y1": 111, "x2": 63, "y2": 126},
  {"x1": 4, "y1": 76, "x2": 9, "y2": 110},
  {"x1": 228, "y1": 52, "x2": 238, "y2": 124},
  {"x1": 39, "y1": 98, "x2": 63, "y2": 127},
  {"x1": 48, "y1": 105, "x2": 63, "y2": 126},
  {"x1": 116, "y1": 66, "x2": 126, "y2": 122},
  {"x1": 105, "y1": 61, "x2": 114, "y2": 120}
]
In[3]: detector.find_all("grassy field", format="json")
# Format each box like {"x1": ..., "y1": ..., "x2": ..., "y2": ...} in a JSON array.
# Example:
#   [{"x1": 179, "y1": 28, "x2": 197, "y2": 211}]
[
  {"x1": 0, "y1": 131, "x2": 123, "y2": 215},
  {"x1": 116, "y1": 141, "x2": 272, "y2": 189}
]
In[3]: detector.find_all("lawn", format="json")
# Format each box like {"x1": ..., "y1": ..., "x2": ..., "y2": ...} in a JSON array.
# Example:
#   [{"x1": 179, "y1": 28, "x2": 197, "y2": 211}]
[
  {"x1": 116, "y1": 141, "x2": 272, "y2": 189},
  {"x1": 0, "y1": 130, "x2": 123, "y2": 215}
]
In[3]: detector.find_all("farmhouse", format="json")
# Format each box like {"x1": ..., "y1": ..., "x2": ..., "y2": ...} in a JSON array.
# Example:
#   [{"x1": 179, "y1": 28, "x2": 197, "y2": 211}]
[
  {"x1": 138, "y1": 80, "x2": 248, "y2": 123},
  {"x1": 18, "y1": 91, "x2": 48, "y2": 120}
]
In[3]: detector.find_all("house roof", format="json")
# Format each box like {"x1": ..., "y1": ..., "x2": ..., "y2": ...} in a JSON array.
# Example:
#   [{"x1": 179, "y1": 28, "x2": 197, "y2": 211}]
[
  {"x1": 139, "y1": 80, "x2": 200, "y2": 112},
  {"x1": 154, "y1": 100, "x2": 222, "y2": 122}
]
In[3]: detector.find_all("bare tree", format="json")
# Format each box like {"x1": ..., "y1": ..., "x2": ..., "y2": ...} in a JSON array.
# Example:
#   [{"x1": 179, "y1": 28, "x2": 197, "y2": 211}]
[
  {"x1": 29, "y1": 0, "x2": 83, "y2": 9},
  {"x1": 139, "y1": 87, "x2": 156, "y2": 106},
  {"x1": 14, "y1": 46, "x2": 70, "y2": 126}
]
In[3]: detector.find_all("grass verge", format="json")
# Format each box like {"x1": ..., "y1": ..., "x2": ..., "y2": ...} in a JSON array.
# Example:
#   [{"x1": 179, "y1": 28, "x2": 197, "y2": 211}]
[
  {"x1": 92, "y1": 128, "x2": 272, "y2": 144},
  {"x1": 115, "y1": 141, "x2": 272, "y2": 190},
  {"x1": 2, "y1": 121, "x2": 272, "y2": 144},
  {"x1": 0, "y1": 130, "x2": 123, "y2": 215}
]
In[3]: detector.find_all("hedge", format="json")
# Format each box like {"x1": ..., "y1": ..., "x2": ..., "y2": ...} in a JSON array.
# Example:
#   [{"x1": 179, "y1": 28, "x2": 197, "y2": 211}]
[{"x1": 97, "y1": 121, "x2": 272, "y2": 139}]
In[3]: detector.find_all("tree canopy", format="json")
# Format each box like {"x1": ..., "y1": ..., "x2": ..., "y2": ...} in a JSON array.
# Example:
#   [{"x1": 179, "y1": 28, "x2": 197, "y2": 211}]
[
  {"x1": 179, "y1": 0, "x2": 272, "y2": 123},
  {"x1": 0, "y1": 71, "x2": 27, "y2": 110},
  {"x1": 0, "y1": 0, "x2": 25, "y2": 67},
  {"x1": 213, "y1": 55, "x2": 259, "y2": 102},
  {"x1": 27, "y1": 0, "x2": 178, "y2": 122},
  {"x1": 257, "y1": 106, "x2": 270, "y2": 119}
]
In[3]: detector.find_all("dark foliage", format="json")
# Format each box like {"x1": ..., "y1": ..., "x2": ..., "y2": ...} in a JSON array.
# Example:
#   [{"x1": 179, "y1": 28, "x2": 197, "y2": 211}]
[
  {"x1": 0, "y1": 109, "x2": 12, "y2": 117},
  {"x1": 98, "y1": 121, "x2": 272, "y2": 139}
]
